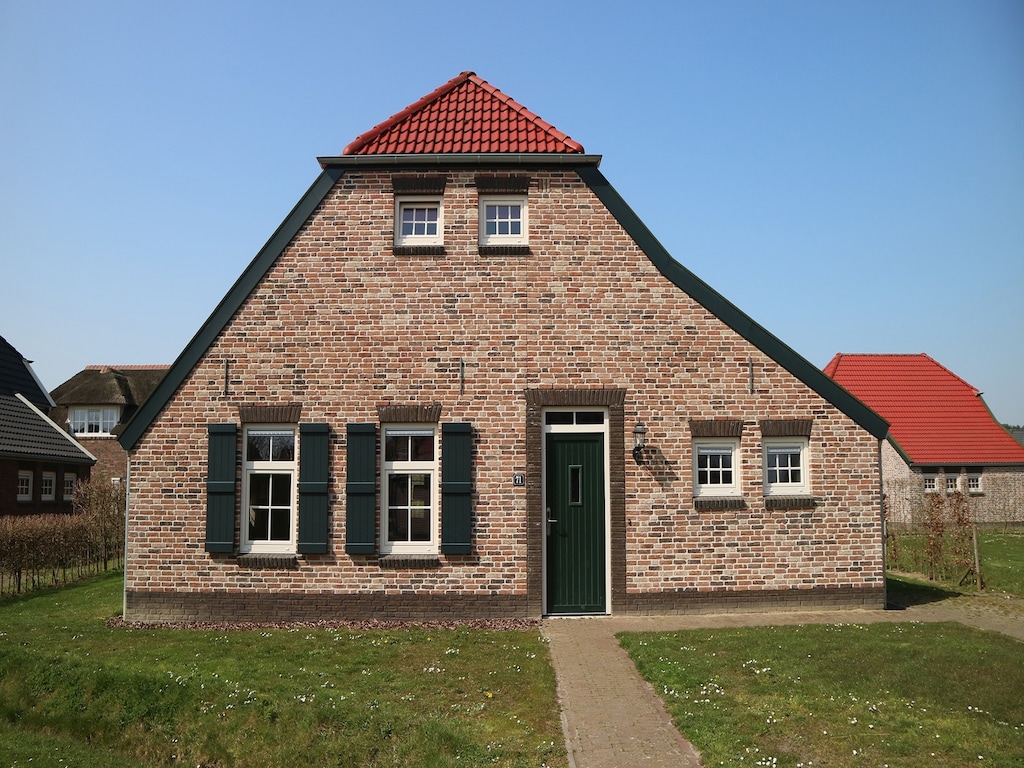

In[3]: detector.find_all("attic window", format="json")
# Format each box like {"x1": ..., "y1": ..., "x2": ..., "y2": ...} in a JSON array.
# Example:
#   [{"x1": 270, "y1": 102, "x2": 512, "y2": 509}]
[
  {"x1": 480, "y1": 198, "x2": 525, "y2": 243},
  {"x1": 477, "y1": 176, "x2": 530, "y2": 255},
  {"x1": 395, "y1": 197, "x2": 443, "y2": 251},
  {"x1": 70, "y1": 406, "x2": 120, "y2": 436}
]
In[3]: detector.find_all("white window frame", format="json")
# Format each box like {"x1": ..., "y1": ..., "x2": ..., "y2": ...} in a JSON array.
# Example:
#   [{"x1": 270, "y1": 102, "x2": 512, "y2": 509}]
[
  {"x1": 63, "y1": 472, "x2": 77, "y2": 502},
  {"x1": 41, "y1": 472, "x2": 56, "y2": 502},
  {"x1": 693, "y1": 439, "x2": 741, "y2": 497},
  {"x1": 479, "y1": 195, "x2": 527, "y2": 246},
  {"x1": 240, "y1": 425, "x2": 298, "y2": 554},
  {"x1": 966, "y1": 473, "x2": 982, "y2": 494},
  {"x1": 381, "y1": 425, "x2": 438, "y2": 555},
  {"x1": 17, "y1": 470, "x2": 32, "y2": 502},
  {"x1": 763, "y1": 438, "x2": 809, "y2": 496},
  {"x1": 923, "y1": 473, "x2": 937, "y2": 493},
  {"x1": 70, "y1": 406, "x2": 121, "y2": 436},
  {"x1": 395, "y1": 196, "x2": 443, "y2": 246},
  {"x1": 945, "y1": 475, "x2": 960, "y2": 494}
]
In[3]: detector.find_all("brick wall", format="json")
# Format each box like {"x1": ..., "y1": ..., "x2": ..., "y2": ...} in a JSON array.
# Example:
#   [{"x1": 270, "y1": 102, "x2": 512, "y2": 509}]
[
  {"x1": 0, "y1": 460, "x2": 86, "y2": 516},
  {"x1": 125, "y1": 168, "x2": 884, "y2": 622},
  {"x1": 78, "y1": 437, "x2": 128, "y2": 483}
]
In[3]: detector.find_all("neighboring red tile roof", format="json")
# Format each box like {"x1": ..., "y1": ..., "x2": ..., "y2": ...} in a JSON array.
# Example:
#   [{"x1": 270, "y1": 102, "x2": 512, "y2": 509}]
[
  {"x1": 823, "y1": 353, "x2": 1024, "y2": 466},
  {"x1": 343, "y1": 71, "x2": 585, "y2": 156}
]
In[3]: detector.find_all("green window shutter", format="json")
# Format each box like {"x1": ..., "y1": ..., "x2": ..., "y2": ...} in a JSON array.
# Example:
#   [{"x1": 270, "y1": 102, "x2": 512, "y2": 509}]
[
  {"x1": 346, "y1": 423, "x2": 377, "y2": 554},
  {"x1": 441, "y1": 422, "x2": 473, "y2": 554},
  {"x1": 297, "y1": 423, "x2": 330, "y2": 554},
  {"x1": 206, "y1": 423, "x2": 237, "y2": 553}
]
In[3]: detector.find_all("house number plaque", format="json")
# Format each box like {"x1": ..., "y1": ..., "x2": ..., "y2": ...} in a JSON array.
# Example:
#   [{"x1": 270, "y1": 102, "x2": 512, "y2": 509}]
[{"x1": 512, "y1": 473, "x2": 526, "y2": 486}]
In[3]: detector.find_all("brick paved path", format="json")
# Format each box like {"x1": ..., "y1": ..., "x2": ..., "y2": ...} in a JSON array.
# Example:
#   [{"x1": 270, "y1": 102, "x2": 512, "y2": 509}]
[{"x1": 543, "y1": 591, "x2": 1024, "y2": 768}]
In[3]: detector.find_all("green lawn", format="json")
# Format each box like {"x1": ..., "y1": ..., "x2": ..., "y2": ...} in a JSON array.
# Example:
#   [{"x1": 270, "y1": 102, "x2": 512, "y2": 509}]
[
  {"x1": 621, "y1": 621, "x2": 1024, "y2": 767},
  {"x1": 888, "y1": 530, "x2": 1024, "y2": 595},
  {"x1": 0, "y1": 572, "x2": 567, "y2": 768},
  {"x1": 978, "y1": 532, "x2": 1024, "y2": 595}
]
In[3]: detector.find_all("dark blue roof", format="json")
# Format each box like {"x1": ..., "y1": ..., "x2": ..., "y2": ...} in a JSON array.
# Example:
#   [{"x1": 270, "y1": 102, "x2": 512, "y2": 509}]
[
  {"x1": 0, "y1": 394, "x2": 95, "y2": 465},
  {"x1": 0, "y1": 335, "x2": 52, "y2": 408}
]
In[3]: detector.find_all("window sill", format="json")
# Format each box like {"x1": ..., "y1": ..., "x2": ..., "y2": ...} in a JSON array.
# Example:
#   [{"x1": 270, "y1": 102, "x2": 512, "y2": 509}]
[
  {"x1": 478, "y1": 245, "x2": 530, "y2": 256},
  {"x1": 237, "y1": 553, "x2": 300, "y2": 570},
  {"x1": 393, "y1": 245, "x2": 445, "y2": 256},
  {"x1": 694, "y1": 497, "x2": 747, "y2": 511},
  {"x1": 378, "y1": 554, "x2": 441, "y2": 569},
  {"x1": 764, "y1": 496, "x2": 817, "y2": 510}
]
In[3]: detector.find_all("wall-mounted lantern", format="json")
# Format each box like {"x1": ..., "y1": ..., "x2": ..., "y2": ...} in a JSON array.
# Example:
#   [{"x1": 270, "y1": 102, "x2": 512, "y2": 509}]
[{"x1": 632, "y1": 421, "x2": 647, "y2": 462}]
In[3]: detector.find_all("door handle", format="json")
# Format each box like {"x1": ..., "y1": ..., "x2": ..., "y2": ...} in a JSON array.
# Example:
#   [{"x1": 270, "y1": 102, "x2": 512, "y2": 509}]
[{"x1": 546, "y1": 507, "x2": 557, "y2": 536}]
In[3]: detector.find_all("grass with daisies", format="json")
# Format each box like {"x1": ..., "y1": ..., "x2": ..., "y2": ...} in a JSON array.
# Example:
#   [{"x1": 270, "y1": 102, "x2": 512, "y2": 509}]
[
  {"x1": 0, "y1": 571, "x2": 566, "y2": 768},
  {"x1": 620, "y1": 573, "x2": 1024, "y2": 767}
]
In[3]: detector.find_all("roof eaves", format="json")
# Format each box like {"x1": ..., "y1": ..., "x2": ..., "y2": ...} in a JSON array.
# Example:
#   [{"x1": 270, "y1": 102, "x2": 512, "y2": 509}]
[
  {"x1": 319, "y1": 153, "x2": 602, "y2": 169},
  {"x1": 118, "y1": 166, "x2": 346, "y2": 450},
  {"x1": 886, "y1": 434, "x2": 914, "y2": 466},
  {"x1": 15, "y1": 393, "x2": 97, "y2": 463},
  {"x1": 576, "y1": 165, "x2": 890, "y2": 440}
]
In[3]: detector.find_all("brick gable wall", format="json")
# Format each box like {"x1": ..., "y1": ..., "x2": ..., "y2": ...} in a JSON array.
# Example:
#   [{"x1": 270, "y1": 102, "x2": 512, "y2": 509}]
[{"x1": 124, "y1": 168, "x2": 884, "y2": 622}]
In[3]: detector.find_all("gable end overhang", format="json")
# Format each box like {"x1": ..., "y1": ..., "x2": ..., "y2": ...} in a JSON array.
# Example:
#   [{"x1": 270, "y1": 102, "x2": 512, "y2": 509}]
[
  {"x1": 886, "y1": 435, "x2": 914, "y2": 466},
  {"x1": 574, "y1": 165, "x2": 889, "y2": 440}
]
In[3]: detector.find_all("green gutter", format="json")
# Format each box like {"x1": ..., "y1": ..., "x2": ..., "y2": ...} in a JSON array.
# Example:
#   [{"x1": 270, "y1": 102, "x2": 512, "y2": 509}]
[
  {"x1": 118, "y1": 167, "x2": 347, "y2": 450},
  {"x1": 317, "y1": 153, "x2": 603, "y2": 169},
  {"x1": 575, "y1": 165, "x2": 889, "y2": 440}
]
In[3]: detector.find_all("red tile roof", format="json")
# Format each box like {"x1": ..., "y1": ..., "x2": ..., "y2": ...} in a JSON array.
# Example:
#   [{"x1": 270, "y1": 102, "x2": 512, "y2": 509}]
[
  {"x1": 343, "y1": 71, "x2": 585, "y2": 156},
  {"x1": 823, "y1": 353, "x2": 1024, "y2": 466}
]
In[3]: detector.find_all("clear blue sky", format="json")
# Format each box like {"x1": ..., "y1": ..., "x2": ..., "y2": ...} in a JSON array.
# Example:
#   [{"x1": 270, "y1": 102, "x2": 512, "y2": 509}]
[{"x1": 2, "y1": 1, "x2": 1022, "y2": 423}]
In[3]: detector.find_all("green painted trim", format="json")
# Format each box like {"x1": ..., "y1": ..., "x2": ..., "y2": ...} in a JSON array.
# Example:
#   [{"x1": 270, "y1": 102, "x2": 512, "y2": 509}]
[
  {"x1": 887, "y1": 435, "x2": 914, "y2": 466},
  {"x1": 574, "y1": 165, "x2": 889, "y2": 440},
  {"x1": 317, "y1": 153, "x2": 603, "y2": 169},
  {"x1": 118, "y1": 168, "x2": 346, "y2": 451}
]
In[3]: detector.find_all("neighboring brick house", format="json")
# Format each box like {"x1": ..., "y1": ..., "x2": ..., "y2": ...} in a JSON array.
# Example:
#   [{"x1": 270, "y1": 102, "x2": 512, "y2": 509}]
[
  {"x1": 119, "y1": 72, "x2": 889, "y2": 623},
  {"x1": 50, "y1": 365, "x2": 168, "y2": 484},
  {"x1": 0, "y1": 336, "x2": 94, "y2": 515},
  {"x1": 824, "y1": 353, "x2": 1024, "y2": 526}
]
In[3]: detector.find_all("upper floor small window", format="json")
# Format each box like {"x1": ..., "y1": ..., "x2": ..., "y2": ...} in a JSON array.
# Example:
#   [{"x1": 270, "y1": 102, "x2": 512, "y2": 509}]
[
  {"x1": 945, "y1": 475, "x2": 960, "y2": 494},
  {"x1": 967, "y1": 473, "x2": 982, "y2": 494},
  {"x1": 923, "y1": 474, "x2": 937, "y2": 493},
  {"x1": 70, "y1": 406, "x2": 120, "y2": 436},
  {"x1": 479, "y1": 196, "x2": 527, "y2": 246},
  {"x1": 763, "y1": 439, "x2": 809, "y2": 496},
  {"x1": 17, "y1": 471, "x2": 32, "y2": 502},
  {"x1": 395, "y1": 197, "x2": 442, "y2": 246},
  {"x1": 693, "y1": 440, "x2": 740, "y2": 497},
  {"x1": 63, "y1": 473, "x2": 77, "y2": 502}
]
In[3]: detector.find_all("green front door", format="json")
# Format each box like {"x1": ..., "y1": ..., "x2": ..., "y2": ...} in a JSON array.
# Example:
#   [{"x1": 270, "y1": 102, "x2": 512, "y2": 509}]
[{"x1": 545, "y1": 433, "x2": 606, "y2": 614}]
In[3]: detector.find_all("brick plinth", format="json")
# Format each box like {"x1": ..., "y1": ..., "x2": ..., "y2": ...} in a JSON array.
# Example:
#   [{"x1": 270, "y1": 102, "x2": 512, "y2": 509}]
[{"x1": 125, "y1": 589, "x2": 529, "y2": 624}]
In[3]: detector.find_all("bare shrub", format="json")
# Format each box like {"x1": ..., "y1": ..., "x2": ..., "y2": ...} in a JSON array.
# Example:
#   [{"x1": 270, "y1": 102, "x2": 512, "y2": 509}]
[{"x1": 0, "y1": 479, "x2": 126, "y2": 595}]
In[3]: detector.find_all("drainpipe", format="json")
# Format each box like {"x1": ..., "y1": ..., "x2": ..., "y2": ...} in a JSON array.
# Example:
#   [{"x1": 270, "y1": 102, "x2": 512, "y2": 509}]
[
  {"x1": 877, "y1": 438, "x2": 886, "y2": 609},
  {"x1": 123, "y1": 451, "x2": 131, "y2": 619}
]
